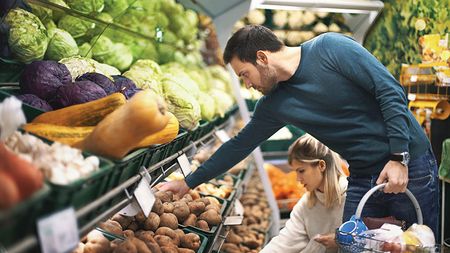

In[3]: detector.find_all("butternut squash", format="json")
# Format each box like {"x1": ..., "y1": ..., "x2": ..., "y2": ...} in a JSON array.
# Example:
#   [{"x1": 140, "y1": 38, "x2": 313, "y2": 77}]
[
  {"x1": 32, "y1": 93, "x2": 127, "y2": 126},
  {"x1": 136, "y1": 112, "x2": 179, "y2": 148},
  {"x1": 23, "y1": 123, "x2": 94, "y2": 146},
  {"x1": 76, "y1": 90, "x2": 170, "y2": 159}
]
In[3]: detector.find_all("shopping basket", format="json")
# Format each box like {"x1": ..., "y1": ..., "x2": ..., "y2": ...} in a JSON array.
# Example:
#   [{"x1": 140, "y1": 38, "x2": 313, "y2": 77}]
[{"x1": 336, "y1": 183, "x2": 441, "y2": 253}]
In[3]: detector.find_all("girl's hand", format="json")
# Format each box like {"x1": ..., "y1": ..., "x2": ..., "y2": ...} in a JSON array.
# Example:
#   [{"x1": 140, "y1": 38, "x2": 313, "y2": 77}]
[{"x1": 314, "y1": 233, "x2": 337, "y2": 249}]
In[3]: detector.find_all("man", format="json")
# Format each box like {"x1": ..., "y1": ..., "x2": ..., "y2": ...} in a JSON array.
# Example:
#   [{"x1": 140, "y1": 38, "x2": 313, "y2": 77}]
[{"x1": 160, "y1": 25, "x2": 439, "y2": 238}]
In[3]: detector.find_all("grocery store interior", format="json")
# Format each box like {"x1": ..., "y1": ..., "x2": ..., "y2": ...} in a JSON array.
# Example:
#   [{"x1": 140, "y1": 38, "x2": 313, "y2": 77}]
[{"x1": 0, "y1": 0, "x2": 449, "y2": 252}]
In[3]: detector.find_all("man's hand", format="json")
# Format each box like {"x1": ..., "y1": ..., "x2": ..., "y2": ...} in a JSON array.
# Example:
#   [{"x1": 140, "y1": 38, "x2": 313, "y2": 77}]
[
  {"x1": 376, "y1": 160, "x2": 408, "y2": 193},
  {"x1": 157, "y1": 180, "x2": 190, "y2": 198},
  {"x1": 314, "y1": 233, "x2": 337, "y2": 249}
]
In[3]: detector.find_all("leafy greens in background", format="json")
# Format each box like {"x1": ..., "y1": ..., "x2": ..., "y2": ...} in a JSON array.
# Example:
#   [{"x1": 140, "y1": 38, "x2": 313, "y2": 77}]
[{"x1": 364, "y1": 0, "x2": 450, "y2": 78}]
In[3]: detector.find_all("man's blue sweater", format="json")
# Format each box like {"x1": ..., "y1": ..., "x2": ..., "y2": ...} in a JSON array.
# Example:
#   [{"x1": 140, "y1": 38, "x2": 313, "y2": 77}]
[{"x1": 186, "y1": 33, "x2": 430, "y2": 188}]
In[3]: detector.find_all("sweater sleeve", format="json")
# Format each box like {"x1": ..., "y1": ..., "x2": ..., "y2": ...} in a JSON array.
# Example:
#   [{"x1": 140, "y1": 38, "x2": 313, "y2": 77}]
[
  {"x1": 260, "y1": 196, "x2": 325, "y2": 253},
  {"x1": 185, "y1": 102, "x2": 284, "y2": 188},
  {"x1": 319, "y1": 33, "x2": 410, "y2": 154}
]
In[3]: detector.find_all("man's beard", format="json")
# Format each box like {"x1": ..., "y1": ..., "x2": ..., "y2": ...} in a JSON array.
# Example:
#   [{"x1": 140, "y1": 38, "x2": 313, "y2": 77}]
[{"x1": 256, "y1": 64, "x2": 278, "y2": 95}]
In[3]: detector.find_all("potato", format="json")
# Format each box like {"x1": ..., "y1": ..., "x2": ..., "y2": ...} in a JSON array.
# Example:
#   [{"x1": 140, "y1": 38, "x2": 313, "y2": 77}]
[
  {"x1": 205, "y1": 204, "x2": 221, "y2": 212},
  {"x1": 159, "y1": 213, "x2": 178, "y2": 230},
  {"x1": 195, "y1": 198, "x2": 210, "y2": 206},
  {"x1": 174, "y1": 229, "x2": 185, "y2": 239},
  {"x1": 221, "y1": 243, "x2": 240, "y2": 253},
  {"x1": 199, "y1": 209, "x2": 222, "y2": 226},
  {"x1": 173, "y1": 202, "x2": 190, "y2": 222},
  {"x1": 205, "y1": 196, "x2": 220, "y2": 206},
  {"x1": 128, "y1": 221, "x2": 140, "y2": 231},
  {"x1": 152, "y1": 199, "x2": 165, "y2": 215},
  {"x1": 113, "y1": 239, "x2": 137, "y2": 253},
  {"x1": 110, "y1": 239, "x2": 122, "y2": 252},
  {"x1": 135, "y1": 211, "x2": 147, "y2": 224},
  {"x1": 243, "y1": 238, "x2": 260, "y2": 249},
  {"x1": 86, "y1": 230, "x2": 107, "y2": 243},
  {"x1": 123, "y1": 230, "x2": 135, "y2": 238},
  {"x1": 135, "y1": 231, "x2": 156, "y2": 244},
  {"x1": 163, "y1": 202, "x2": 174, "y2": 213},
  {"x1": 188, "y1": 190, "x2": 200, "y2": 200},
  {"x1": 84, "y1": 241, "x2": 110, "y2": 253},
  {"x1": 155, "y1": 227, "x2": 180, "y2": 246},
  {"x1": 226, "y1": 231, "x2": 242, "y2": 244},
  {"x1": 160, "y1": 246, "x2": 178, "y2": 253},
  {"x1": 195, "y1": 220, "x2": 209, "y2": 231},
  {"x1": 183, "y1": 214, "x2": 197, "y2": 227},
  {"x1": 130, "y1": 237, "x2": 152, "y2": 253},
  {"x1": 154, "y1": 235, "x2": 176, "y2": 247},
  {"x1": 180, "y1": 233, "x2": 200, "y2": 251},
  {"x1": 146, "y1": 242, "x2": 162, "y2": 253},
  {"x1": 178, "y1": 248, "x2": 195, "y2": 253},
  {"x1": 155, "y1": 191, "x2": 173, "y2": 203},
  {"x1": 188, "y1": 202, "x2": 205, "y2": 216},
  {"x1": 98, "y1": 220, "x2": 123, "y2": 236},
  {"x1": 111, "y1": 213, "x2": 133, "y2": 229},
  {"x1": 143, "y1": 212, "x2": 160, "y2": 231},
  {"x1": 181, "y1": 194, "x2": 193, "y2": 202}
]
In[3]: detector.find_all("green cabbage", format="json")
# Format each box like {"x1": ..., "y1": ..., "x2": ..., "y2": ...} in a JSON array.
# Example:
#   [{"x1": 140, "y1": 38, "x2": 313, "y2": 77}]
[
  {"x1": 104, "y1": 0, "x2": 129, "y2": 17},
  {"x1": 5, "y1": 9, "x2": 48, "y2": 63},
  {"x1": 65, "y1": 0, "x2": 104, "y2": 14},
  {"x1": 58, "y1": 15, "x2": 95, "y2": 39},
  {"x1": 162, "y1": 79, "x2": 201, "y2": 130},
  {"x1": 46, "y1": 28, "x2": 79, "y2": 60},
  {"x1": 209, "y1": 89, "x2": 234, "y2": 117},
  {"x1": 78, "y1": 42, "x2": 93, "y2": 58},
  {"x1": 94, "y1": 43, "x2": 133, "y2": 71},
  {"x1": 90, "y1": 36, "x2": 114, "y2": 56},
  {"x1": 48, "y1": 0, "x2": 69, "y2": 21},
  {"x1": 28, "y1": 3, "x2": 53, "y2": 23},
  {"x1": 161, "y1": 71, "x2": 200, "y2": 99},
  {"x1": 123, "y1": 60, "x2": 162, "y2": 94},
  {"x1": 198, "y1": 91, "x2": 216, "y2": 121}
]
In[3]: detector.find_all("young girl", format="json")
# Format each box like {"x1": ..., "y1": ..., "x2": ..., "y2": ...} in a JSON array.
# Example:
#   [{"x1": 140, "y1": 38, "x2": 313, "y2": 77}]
[{"x1": 261, "y1": 134, "x2": 347, "y2": 253}]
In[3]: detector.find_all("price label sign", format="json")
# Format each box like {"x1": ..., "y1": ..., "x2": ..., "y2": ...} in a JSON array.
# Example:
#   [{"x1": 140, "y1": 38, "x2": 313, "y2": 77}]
[
  {"x1": 410, "y1": 75, "x2": 418, "y2": 83},
  {"x1": 177, "y1": 153, "x2": 192, "y2": 177},
  {"x1": 134, "y1": 178, "x2": 155, "y2": 218},
  {"x1": 224, "y1": 216, "x2": 244, "y2": 226},
  {"x1": 215, "y1": 129, "x2": 230, "y2": 143},
  {"x1": 234, "y1": 199, "x2": 244, "y2": 216},
  {"x1": 408, "y1": 93, "x2": 417, "y2": 101},
  {"x1": 37, "y1": 207, "x2": 79, "y2": 253}
]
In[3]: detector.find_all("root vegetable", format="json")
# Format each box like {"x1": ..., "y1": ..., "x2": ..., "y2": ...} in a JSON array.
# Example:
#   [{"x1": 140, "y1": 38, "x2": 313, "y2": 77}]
[
  {"x1": 154, "y1": 235, "x2": 176, "y2": 248},
  {"x1": 183, "y1": 214, "x2": 197, "y2": 227},
  {"x1": 143, "y1": 212, "x2": 160, "y2": 231},
  {"x1": 199, "y1": 209, "x2": 222, "y2": 226},
  {"x1": 188, "y1": 202, "x2": 205, "y2": 216},
  {"x1": 155, "y1": 191, "x2": 173, "y2": 203},
  {"x1": 163, "y1": 202, "x2": 174, "y2": 213},
  {"x1": 159, "y1": 213, "x2": 178, "y2": 230},
  {"x1": 195, "y1": 220, "x2": 209, "y2": 231},
  {"x1": 155, "y1": 227, "x2": 180, "y2": 246},
  {"x1": 180, "y1": 233, "x2": 200, "y2": 251},
  {"x1": 152, "y1": 199, "x2": 164, "y2": 215}
]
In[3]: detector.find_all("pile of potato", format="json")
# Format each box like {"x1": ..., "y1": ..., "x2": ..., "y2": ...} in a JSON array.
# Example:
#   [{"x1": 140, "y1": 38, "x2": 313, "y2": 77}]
[
  {"x1": 72, "y1": 226, "x2": 201, "y2": 253},
  {"x1": 195, "y1": 175, "x2": 234, "y2": 199},
  {"x1": 220, "y1": 172, "x2": 272, "y2": 253}
]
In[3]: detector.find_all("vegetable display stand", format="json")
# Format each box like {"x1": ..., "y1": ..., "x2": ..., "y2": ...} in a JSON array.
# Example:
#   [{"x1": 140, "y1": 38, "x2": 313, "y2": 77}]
[
  {"x1": 0, "y1": 184, "x2": 50, "y2": 248},
  {"x1": 106, "y1": 148, "x2": 148, "y2": 190},
  {"x1": 336, "y1": 183, "x2": 441, "y2": 253},
  {"x1": 190, "y1": 121, "x2": 213, "y2": 142}
]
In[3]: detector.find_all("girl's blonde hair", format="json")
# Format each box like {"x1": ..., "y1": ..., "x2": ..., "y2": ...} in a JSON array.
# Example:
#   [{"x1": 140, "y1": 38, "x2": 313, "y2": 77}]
[{"x1": 288, "y1": 134, "x2": 345, "y2": 208}]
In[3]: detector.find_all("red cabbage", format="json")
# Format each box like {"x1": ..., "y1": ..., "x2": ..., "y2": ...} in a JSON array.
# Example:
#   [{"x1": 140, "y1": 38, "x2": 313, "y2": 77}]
[
  {"x1": 16, "y1": 94, "x2": 53, "y2": 112},
  {"x1": 51, "y1": 80, "x2": 107, "y2": 109},
  {"x1": 19, "y1": 60, "x2": 72, "y2": 101},
  {"x1": 76, "y1": 72, "x2": 116, "y2": 95}
]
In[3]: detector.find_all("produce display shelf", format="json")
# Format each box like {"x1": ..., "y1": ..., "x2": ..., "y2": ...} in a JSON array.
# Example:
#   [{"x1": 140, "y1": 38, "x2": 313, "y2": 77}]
[{"x1": 4, "y1": 115, "x2": 237, "y2": 253}]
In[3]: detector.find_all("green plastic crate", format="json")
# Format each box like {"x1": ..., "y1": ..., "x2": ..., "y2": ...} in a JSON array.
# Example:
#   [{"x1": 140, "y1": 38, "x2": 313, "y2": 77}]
[
  {"x1": 0, "y1": 58, "x2": 24, "y2": 83},
  {"x1": 0, "y1": 184, "x2": 50, "y2": 247},
  {"x1": 106, "y1": 148, "x2": 148, "y2": 189}
]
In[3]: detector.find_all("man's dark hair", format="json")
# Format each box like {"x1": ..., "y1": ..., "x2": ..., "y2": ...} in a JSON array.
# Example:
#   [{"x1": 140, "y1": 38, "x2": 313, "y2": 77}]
[{"x1": 223, "y1": 25, "x2": 283, "y2": 65}]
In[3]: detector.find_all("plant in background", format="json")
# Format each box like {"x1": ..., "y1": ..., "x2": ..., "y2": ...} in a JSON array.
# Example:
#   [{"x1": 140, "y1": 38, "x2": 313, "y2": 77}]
[{"x1": 364, "y1": 0, "x2": 450, "y2": 77}]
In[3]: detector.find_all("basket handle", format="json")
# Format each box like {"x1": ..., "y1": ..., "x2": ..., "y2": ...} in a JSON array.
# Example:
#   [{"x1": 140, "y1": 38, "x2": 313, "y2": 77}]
[{"x1": 354, "y1": 183, "x2": 423, "y2": 225}]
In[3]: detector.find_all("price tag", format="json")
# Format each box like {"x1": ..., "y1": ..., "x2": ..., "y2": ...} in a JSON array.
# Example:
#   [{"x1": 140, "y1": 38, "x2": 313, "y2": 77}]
[
  {"x1": 224, "y1": 216, "x2": 244, "y2": 226},
  {"x1": 234, "y1": 199, "x2": 244, "y2": 216},
  {"x1": 177, "y1": 153, "x2": 192, "y2": 177},
  {"x1": 118, "y1": 200, "x2": 140, "y2": 217},
  {"x1": 134, "y1": 178, "x2": 155, "y2": 218},
  {"x1": 410, "y1": 75, "x2": 418, "y2": 83},
  {"x1": 408, "y1": 93, "x2": 417, "y2": 101},
  {"x1": 37, "y1": 207, "x2": 79, "y2": 253},
  {"x1": 215, "y1": 129, "x2": 230, "y2": 143}
]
